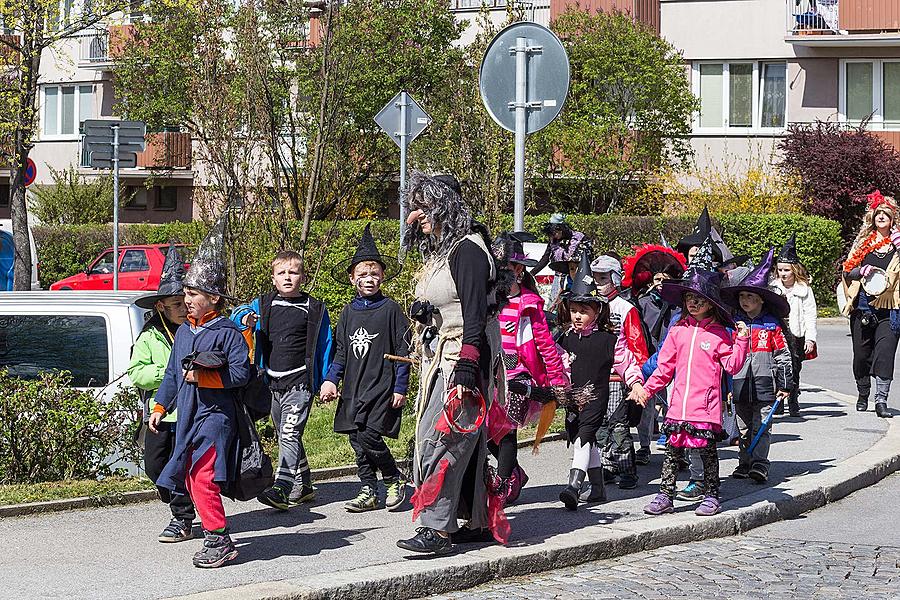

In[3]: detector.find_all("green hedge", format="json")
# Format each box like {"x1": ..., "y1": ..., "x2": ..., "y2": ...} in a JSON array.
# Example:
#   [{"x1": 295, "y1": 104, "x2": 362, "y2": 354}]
[{"x1": 34, "y1": 213, "x2": 841, "y2": 314}]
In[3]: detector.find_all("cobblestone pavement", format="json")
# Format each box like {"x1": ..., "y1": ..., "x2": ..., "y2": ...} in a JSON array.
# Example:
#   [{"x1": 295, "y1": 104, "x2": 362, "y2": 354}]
[{"x1": 429, "y1": 535, "x2": 900, "y2": 599}]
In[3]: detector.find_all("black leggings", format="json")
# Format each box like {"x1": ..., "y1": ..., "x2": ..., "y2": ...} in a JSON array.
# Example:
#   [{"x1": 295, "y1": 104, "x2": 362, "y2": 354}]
[
  {"x1": 659, "y1": 443, "x2": 719, "y2": 499},
  {"x1": 488, "y1": 430, "x2": 518, "y2": 479},
  {"x1": 851, "y1": 310, "x2": 900, "y2": 395}
]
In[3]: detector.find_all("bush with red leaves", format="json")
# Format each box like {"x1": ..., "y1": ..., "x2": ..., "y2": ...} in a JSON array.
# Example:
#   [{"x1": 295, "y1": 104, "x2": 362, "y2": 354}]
[{"x1": 778, "y1": 121, "x2": 900, "y2": 243}]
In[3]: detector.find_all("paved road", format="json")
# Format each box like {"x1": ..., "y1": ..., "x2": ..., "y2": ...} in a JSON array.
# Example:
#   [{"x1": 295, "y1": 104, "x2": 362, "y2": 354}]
[{"x1": 429, "y1": 471, "x2": 900, "y2": 599}]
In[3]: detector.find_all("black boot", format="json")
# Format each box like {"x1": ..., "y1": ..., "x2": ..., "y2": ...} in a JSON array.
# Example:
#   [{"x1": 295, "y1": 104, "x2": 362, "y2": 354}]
[
  {"x1": 875, "y1": 402, "x2": 893, "y2": 418},
  {"x1": 857, "y1": 396, "x2": 869, "y2": 412},
  {"x1": 579, "y1": 467, "x2": 607, "y2": 503},
  {"x1": 857, "y1": 379, "x2": 870, "y2": 412},
  {"x1": 788, "y1": 393, "x2": 801, "y2": 417},
  {"x1": 559, "y1": 468, "x2": 586, "y2": 511}
]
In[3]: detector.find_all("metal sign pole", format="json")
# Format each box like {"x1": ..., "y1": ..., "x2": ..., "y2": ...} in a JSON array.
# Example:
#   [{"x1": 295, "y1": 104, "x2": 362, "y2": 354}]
[
  {"x1": 112, "y1": 123, "x2": 120, "y2": 291},
  {"x1": 398, "y1": 91, "x2": 409, "y2": 247},
  {"x1": 513, "y1": 36, "x2": 527, "y2": 233}
]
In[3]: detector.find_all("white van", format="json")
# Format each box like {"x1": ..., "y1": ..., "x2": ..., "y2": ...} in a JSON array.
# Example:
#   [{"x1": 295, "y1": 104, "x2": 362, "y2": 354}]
[
  {"x1": 0, "y1": 218, "x2": 40, "y2": 290},
  {"x1": 0, "y1": 291, "x2": 149, "y2": 400}
]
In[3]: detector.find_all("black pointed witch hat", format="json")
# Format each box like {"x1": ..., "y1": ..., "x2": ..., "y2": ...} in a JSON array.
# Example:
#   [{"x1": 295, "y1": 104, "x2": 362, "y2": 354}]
[
  {"x1": 677, "y1": 206, "x2": 713, "y2": 256},
  {"x1": 332, "y1": 223, "x2": 400, "y2": 284},
  {"x1": 709, "y1": 226, "x2": 750, "y2": 267},
  {"x1": 777, "y1": 233, "x2": 800, "y2": 264},
  {"x1": 136, "y1": 243, "x2": 187, "y2": 309},
  {"x1": 561, "y1": 251, "x2": 605, "y2": 304},
  {"x1": 720, "y1": 247, "x2": 790, "y2": 318},
  {"x1": 183, "y1": 211, "x2": 235, "y2": 301}
]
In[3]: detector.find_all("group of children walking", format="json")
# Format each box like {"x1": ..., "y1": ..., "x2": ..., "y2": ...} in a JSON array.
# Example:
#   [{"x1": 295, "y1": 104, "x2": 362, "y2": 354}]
[{"x1": 127, "y1": 205, "x2": 819, "y2": 566}]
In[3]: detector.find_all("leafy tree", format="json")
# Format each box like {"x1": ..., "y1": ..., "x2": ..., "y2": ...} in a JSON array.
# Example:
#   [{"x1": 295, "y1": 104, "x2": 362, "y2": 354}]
[
  {"x1": 530, "y1": 9, "x2": 698, "y2": 214},
  {"x1": 29, "y1": 165, "x2": 131, "y2": 225},
  {"x1": 778, "y1": 120, "x2": 900, "y2": 243},
  {"x1": 0, "y1": 0, "x2": 126, "y2": 289}
]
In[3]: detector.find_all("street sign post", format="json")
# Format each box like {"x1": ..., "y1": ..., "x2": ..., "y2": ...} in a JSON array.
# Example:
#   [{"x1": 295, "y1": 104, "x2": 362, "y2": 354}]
[
  {"x1": 374, "y1": 91, "x2": 431, "y2": 251},
  {"x1": 480, "y1": 22, "x2": 570, "y2": 232},
  {"x1": 82, "y1": 119, "x2": 146, "y2": 290}
]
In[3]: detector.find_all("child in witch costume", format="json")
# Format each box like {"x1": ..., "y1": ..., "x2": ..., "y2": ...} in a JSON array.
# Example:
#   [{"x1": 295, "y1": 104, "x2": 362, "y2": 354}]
[
  {"x1": 398, "y1": 172, "x2": 502, "y2": 555},
  {"x1": 231, "y1": 251, "x2": 334, "y2": 510},
  {"x1": 770, "y1": 234, "x2": 817, "y2": 417},
  {"x1": 129, "y1": 244, "x2": 196, "y2": 543},
  {"x1": 721, "y1": 248, "x2": 793, "y2": 483},
  {"x1": 319, "y1": 225, "x2": 412, "y2": 513},
  {"x1": 489, "y1": 232, "x2": 569, "y2": 506},
  {"x1": 557, "y1": 252, "x2": 646, "y2": 510},
  {"x1": 590, "y1": 253, "x2": 650, "y2": 490},
  {"x1": 149, "y1": 216, "x2": 252, "y2": 568},
  {"x1": 621, "y1": 244, "x2": 687, "y2": 465},
  {"x1": 639, "y1": 265, "x2": 750, "y2": 517}
]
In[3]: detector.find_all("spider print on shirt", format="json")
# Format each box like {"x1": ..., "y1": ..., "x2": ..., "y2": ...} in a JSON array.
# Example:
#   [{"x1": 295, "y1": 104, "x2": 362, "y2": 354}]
[{"x1": 349, "y1": 327, "x2": 379, "y2": 359}]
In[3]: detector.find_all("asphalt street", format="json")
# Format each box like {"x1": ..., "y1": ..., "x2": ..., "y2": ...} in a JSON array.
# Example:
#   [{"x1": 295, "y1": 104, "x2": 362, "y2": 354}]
[{"x1": 0, "y1": 322, "x2": 894, "y2": 600}]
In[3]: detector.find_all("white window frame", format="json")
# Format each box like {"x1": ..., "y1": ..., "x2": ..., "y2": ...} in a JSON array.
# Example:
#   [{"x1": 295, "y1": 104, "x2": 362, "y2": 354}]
[
  {"x1": 691, "y1": 60, "x2": 788, "y2": 136},
  {"x1": 839, "y1": 59, "x2": 900, "y2": 131},
  {"x1": 41, "y1": 83, "x2": 94, "y2": 141}
]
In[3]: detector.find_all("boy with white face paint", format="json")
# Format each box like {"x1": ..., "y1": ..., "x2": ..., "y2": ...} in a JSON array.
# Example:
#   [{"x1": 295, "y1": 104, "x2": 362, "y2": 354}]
[
  {"x1": 320, "y1": 225, "x2": 411, "y2": 513},
  {"x1": 590, "y1": 253, "x2": 650, "y2": 490}
]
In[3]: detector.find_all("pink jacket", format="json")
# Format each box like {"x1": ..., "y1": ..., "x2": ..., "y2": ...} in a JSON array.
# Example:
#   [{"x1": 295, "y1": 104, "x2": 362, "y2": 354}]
[
  {"x1": 644, "y1": 316, "x2": 749, "y2": 425},
  {"x1": 515, "y1": 289, "x2": 569, "y2": 387}
]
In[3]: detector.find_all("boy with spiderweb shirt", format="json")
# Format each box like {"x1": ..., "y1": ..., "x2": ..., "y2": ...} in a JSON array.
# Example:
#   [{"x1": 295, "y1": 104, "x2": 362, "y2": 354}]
[{"x1": 320, "y1": 225, "x2": 412, "y2": 512}]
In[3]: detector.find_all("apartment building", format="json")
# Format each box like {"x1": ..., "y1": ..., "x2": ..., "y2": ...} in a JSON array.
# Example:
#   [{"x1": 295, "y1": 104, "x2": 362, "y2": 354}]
[{"x1": 659, "y1": 0, "x2": 900, "y2": 169}]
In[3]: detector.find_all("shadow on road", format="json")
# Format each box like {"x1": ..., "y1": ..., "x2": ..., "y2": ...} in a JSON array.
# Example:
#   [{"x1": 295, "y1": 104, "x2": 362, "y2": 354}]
[{"x1": 231, "y1": 526, "x2": 378, "y2": 564}]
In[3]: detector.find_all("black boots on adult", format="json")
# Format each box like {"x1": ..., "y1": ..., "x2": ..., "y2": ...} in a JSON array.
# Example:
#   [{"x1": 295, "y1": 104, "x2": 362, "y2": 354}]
[
  {"x1": 559, "y1": 468, "x2": 586, "y2": 511},
  {"x1": 875, "y1": 402, "x2": 894, "y2": 418}
]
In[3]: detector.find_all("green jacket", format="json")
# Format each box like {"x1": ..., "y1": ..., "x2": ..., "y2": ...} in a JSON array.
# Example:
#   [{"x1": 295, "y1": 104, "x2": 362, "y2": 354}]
[{"x1": 128, "y1": 322, "x2": 178, "y2": 422}]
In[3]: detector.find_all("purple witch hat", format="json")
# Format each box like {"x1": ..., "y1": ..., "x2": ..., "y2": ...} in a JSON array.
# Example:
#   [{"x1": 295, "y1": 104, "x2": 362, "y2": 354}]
[
  {"x1": 720, "y1": 247, "x2": 790, "y2": 318},
  {"x1": 660, "y1": 236, "x2": 735, "y2": 325}
]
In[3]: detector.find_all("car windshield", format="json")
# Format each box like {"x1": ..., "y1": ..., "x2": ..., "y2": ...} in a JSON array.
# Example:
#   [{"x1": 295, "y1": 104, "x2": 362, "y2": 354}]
[{"x1": 0, "y1": 315, "x2": 110, "y2": 386}]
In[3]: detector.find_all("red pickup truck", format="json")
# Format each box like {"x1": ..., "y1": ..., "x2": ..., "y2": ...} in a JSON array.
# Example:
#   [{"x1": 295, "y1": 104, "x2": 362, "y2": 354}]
[{"x1": 49, "y1": 244, "x2": 189, "y2": 291}]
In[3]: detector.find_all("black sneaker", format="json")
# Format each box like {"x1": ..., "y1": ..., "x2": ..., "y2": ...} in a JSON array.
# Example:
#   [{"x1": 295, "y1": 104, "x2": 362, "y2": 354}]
[
  {"x1": 397, "y1": 527, "x2": 453, "y2": 555},
  {"x1": 344, "y1": 485, "x2": 377, "y2": 513},
  {"x1": 675, "y1": 480, "x2": 706, "y2": 501},
  {"x1": 288, "y1": 485, "x2": 316, "y2": 506},
  {"x1": 158, "y1": 518, "x2": 194, "y2": 543},
  {"x1": 748, "y1": 463, "x2": 769, "y2": 483},
  {"x1": 635, "y1": 447, "x2": 651, "y2": 466},
  {"x1": 257, "y1": 486, "x2": 291, "y2": 511},
  {"x1": 384, "y1": 477, "x2": 407, "y2": 511},
  {"x1": 732, "y1": 464, "x2": 750, "y2": 479},
  {"x1": 192, "y1": 531, "x2": 238, "y2": 568}
]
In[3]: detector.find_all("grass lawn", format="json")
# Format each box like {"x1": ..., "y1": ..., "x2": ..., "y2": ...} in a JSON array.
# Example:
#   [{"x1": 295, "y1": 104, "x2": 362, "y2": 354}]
[{"x1": 2, "y1": 401, "x2": 567, "y2": 507}]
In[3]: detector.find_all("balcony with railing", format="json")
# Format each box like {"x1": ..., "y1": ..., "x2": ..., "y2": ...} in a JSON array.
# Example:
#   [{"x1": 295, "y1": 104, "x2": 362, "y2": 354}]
[
  {"x1": 80, "y1": 131, "x2": 192, "y2": 172},
  {"x1": 786, "y1": 0, "x2": 900, "y2": 46},
  {"x1": 77, "y1": 24, "x2": 137, "y2": 69}
]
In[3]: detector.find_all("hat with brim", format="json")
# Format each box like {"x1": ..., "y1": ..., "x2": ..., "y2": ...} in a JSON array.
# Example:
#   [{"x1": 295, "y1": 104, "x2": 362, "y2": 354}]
[
  {"x1": 136, "y1": 243, "x2": 187, "y2": 309},
  {"x1": 492, "y1": 232, "x2": 539, "y2": 267},
  {"x1": 660, "y1": 269, "x2": 735, "y2": 327},
  {"x1": 332, "y1": 223, "x2": 401, "y2": 284},
  {"x1": 622, "y1": 244, "x2": 687, "y2": 292},
  {"x1": 560, "y1": 252, "x2": 606, "y2": 304},
  {"x1": 719, "y1": 247, "x2": 790, "y2": 319}
]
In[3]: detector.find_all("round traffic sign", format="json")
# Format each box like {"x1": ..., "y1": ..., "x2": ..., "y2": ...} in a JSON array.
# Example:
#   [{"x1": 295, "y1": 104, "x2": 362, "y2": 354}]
[
  {"x1": 24, "y1": 158, "x2": 36, "y2": 187},
  {"x1": 479, "y1": 22, "x2": 570, "y2": 134}
]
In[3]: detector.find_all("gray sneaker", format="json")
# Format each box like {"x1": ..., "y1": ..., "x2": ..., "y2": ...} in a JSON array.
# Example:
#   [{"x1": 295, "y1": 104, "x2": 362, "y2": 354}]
[
  {"x1": 158, "y1": 518, "x2": 194, "y2": 543},
  {"x1": 384, "y1": 477, "x2": 407, "y2": 511},
  {"x1": 192, "y1": 531, "x2": 238, "y2": 568},
  {"x1": 345, "y1": 485, "x2": 377, "y2": 512},
  {"x1": 288, "y1": 485, "x2": 316, "y2": 506}
]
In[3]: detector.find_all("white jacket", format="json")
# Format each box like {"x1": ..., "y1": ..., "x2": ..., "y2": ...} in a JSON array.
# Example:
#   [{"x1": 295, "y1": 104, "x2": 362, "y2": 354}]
[{"x1": 769, "y1": 279, "x2": 818, "y2": 343}]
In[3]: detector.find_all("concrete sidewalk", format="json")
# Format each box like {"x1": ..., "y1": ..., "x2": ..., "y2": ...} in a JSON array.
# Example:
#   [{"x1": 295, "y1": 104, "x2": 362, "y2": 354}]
[{"x1": 0, "y1": 385, "x2": 896, "y2": 600}]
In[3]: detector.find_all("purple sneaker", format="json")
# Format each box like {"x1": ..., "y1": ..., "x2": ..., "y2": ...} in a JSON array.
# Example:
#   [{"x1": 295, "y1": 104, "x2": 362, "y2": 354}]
[
  {"x1": 643, "y1": 493, "x2": 674, "y2": 515},
  {"x1": 695, "y1": 496, "x2": 721, "y2": 516}
]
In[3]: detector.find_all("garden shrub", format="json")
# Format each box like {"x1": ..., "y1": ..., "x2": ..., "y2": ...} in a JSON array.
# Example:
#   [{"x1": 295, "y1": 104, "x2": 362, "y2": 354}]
[{"x1": 0, "y1": 370, "x2": 139, "y2": 484}]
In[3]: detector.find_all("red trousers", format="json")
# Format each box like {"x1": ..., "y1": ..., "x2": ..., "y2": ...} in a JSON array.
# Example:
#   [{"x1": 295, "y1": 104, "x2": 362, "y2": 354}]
[{"x1": 185, "y1": 446, "x2": 226, "y2": 531}]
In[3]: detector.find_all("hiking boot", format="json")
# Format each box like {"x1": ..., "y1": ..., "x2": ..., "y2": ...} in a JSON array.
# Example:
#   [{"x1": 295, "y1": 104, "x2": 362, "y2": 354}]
[
  {"x1": 618, "y1": 474, "x2": 638, "y2": 490},
  {"x1": 345, "y1": 485, "x2": 377, "y2": 513},
  {"x1": 397, "y1": 527, "x2": 452, "y2": 555},
  {"x1": 506, "y1": 465, "x2": 529, "y2": 505},
  {"x1": 695, "y1": 496, "x2": 721, "y2": 517},
  {"x1": 676, "y1": 480, "x2": 706, "y2": 502},
  {"x1": 559, "y1": 468, "x2": 586, "y2": 511},
  {"x1": 656, "y1": 434, "x2": 667, "y2": 449},
  {"x1": 635, "y1": 447, "x2": 651, "y2": 465},
  {"x1": 875, "y1": 402, "x2": 894, "y2": 418},
  {"x1": 384, "y1": 477, "x2": 407, "y2": 511},
  {"x1": 288, "y1": 484, "x2": 316, "y2": 506},
  {"x1": 158, "y1": 518, "x2": 194, "y2": 543},
  {"x1": 579, "y1": 467, "x2": 607, "y2": 503},
  {"x1": 748, "y1": 463, "x2": 769, "y2": 483},
  {"x1": 643, "y1": 493, "x2": 674, "y2": 515},
  {"x1": 257, "y1": 486, "x2": 291, "y2": 511},
  {"x1": 192, "y1": 530, "x2": 238, "y2": 568},
  {"x1": 732, "y1": 464, "x2": 750, "y2": 479}
]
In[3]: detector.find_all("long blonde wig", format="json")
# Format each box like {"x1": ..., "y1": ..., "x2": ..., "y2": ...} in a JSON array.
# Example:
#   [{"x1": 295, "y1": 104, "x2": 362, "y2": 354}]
[{"x1": 851, "y1": 195, "x2": 900, "y2": 251}]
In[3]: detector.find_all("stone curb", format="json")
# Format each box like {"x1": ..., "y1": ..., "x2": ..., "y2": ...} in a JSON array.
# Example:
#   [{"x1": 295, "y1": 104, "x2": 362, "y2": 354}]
[
  {"x1": 0, "y1": 433, "x2": 565, "y2": 519},
  {"x1": 165, "y1": 388, "x2": 900, "y2": 600}
]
